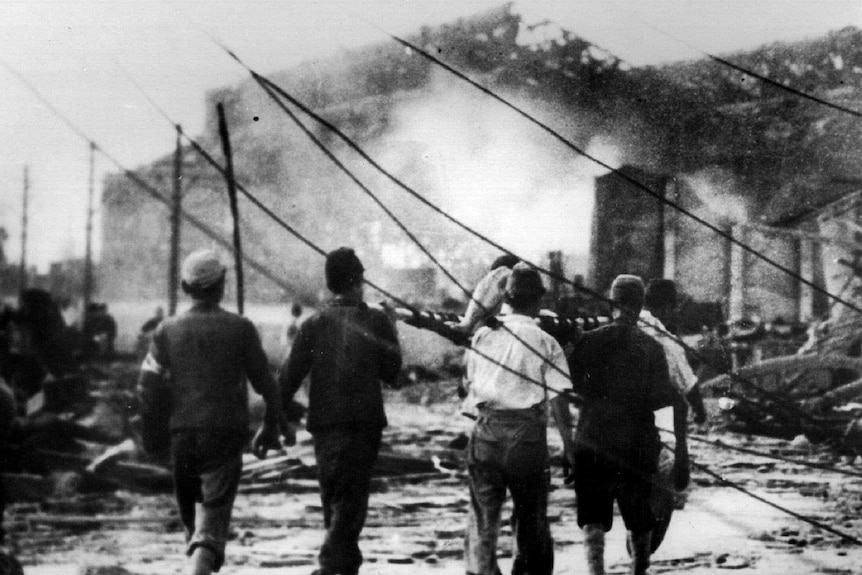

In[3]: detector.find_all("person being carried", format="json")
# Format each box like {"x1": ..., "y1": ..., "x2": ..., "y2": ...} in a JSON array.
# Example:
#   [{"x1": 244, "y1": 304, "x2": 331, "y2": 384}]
[
  {"x1": 278, "y1": 247, "x2": 402, "y2": 575},
  {"x1": 462, "y1": 262, "x2": 575, "y2": 575},
  {"x1": 568, "y1": 274, "x2": 689, "y2": 575},
  {"x1": 137, "y1": 249, "x2": 290, "y2": 575},
  {"x1": 451, "y1": 254, "x2": 521, "y2": 336},
  {"x1": 640, "y1": 279, "x2": 706, "y2": 424}
]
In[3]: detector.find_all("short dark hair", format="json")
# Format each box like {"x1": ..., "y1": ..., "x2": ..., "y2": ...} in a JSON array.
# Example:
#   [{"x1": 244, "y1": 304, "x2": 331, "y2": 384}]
[
  {"x1": 325, "y1": 247, "x2": 365, "y2": 294},
  {"x1": 645, "y1": 279, "x2": 677, "y2": 310},
  {"x1": 506, "y1": 290, "x2": 543, "y2": 310},
  {"x1": 505, "y1": 263, "x2": 545, "y2": 310},
  {"x1": 490, "y1": 254, "x2": 520, "y2": 271},
  {"x1": 610, "y1": 274, "x2": 645, "y2": 312}
]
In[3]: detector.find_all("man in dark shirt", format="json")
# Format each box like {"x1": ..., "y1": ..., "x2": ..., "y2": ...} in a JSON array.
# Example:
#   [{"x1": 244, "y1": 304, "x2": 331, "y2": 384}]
[
  {"x1": 568, "y1": 275, "x2": 688, "y2": 575},
  {"x1": 279, "y1": 247, "x2": 402, "y2": 575},
  {"x1": 138, "y1": 249, "x2": 286, "y2": 575}
]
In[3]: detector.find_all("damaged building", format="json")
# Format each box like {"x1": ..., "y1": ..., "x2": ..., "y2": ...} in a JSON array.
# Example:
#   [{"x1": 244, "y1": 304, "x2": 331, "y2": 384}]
[{"x1": 98, "y1": 5, "x2": 862, "y2": 329}]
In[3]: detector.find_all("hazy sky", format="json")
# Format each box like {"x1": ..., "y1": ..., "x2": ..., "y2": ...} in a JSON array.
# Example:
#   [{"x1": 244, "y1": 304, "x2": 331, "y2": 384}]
[{"x1": 1, "y1": 0, "x2": 860, "y2": 270}]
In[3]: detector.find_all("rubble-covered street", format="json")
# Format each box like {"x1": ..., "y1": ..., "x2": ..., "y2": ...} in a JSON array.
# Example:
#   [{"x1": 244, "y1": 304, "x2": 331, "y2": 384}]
[
  {"x1": 6, "y1": 371, "x2": 862, "y2": 575},
  {"x1": 3, "y1": 3, "x2": 862, "y2": 574}
]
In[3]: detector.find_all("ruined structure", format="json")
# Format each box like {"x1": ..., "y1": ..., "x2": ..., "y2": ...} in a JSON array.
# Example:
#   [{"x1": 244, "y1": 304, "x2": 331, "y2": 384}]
[
  {"x1": 588, "y1": 28, "x2": 862, "y2": 324},
  {"x1": 99, "y1": 6, "x2": 862, "y2": 328}
]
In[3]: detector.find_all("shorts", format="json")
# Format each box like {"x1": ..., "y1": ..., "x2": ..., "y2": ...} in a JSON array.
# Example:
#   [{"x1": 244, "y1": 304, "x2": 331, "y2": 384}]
[
  {"x1": 574, "y1": 449, "x2": 655, "y2": 534},
  {"x1": 172, "y1": 429, "x2": 246, "y2": 572}
]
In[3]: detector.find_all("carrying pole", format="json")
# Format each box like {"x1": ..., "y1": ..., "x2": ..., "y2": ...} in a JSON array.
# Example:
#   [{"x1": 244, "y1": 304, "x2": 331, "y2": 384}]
[{"x1": 216, "y1": 103, "x2": 244, "y2": 315}]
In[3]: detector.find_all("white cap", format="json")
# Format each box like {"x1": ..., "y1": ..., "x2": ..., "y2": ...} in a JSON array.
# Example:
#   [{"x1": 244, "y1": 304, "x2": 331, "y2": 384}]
[{"x1": 181, "y1": 249, "x2": 225, "y2": 288}]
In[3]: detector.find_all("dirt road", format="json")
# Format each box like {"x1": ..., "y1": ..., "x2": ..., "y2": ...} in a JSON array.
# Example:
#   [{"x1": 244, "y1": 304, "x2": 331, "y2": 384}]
[{"x1": 8, "y1": 393, "x2": 862, "y2": 575}]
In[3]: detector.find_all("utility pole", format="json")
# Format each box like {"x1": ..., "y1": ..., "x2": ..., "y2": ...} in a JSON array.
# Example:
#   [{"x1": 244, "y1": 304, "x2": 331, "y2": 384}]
[
  {"x1": 169, "y1": 126, "x2": 183, "y2": 316},
  {"x1": 217, "y1": 103, "x2": 244, "y2": 315},
  {"x1": 83, "y1": 142, "x2": 95, "y2": 315},
  {"x1": 19, "y1": 165, "x2": 28, "y2": 291}
]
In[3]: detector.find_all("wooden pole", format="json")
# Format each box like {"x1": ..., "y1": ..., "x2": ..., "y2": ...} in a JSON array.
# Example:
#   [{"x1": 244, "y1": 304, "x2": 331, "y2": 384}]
[
  {"x1": 216, "y1": 103, "x2": 244, "y2": 314},
  {"x1": 83, "y1": 142, "x2": 95, "y2": 314},
  {"x1": 19, "y1": 165, "x2": 28, "y2": 291},
  {"x1": 169, "y1": 127, "x2": 183, "y2": 316}
]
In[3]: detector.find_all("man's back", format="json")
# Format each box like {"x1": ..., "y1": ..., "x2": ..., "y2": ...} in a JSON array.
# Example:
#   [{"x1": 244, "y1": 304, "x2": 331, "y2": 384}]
[
  {"x1": 280, "y1": 299, "x2": 401, "y2": 432},
  {"x1": 569, "y1": 321, "x2": 674, "y2": 469},
  {"x1": 468, "y1": 314, "x2": 570, "y2": 409},
  {"x1": 152, "y1": 301, "x2": 270, "y2": 432}
]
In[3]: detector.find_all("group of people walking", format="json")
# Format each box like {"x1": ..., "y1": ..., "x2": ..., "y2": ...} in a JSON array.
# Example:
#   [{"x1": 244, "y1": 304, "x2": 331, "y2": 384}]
[{"x1": 137, "y1": 246, "x2": 697, "y2": 575}]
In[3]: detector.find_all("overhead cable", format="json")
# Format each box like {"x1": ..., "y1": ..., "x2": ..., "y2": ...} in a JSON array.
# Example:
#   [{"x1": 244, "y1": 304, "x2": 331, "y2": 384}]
[
  {"x1": 251, "y1": 72, "x2": 572, "y2": 384},
  {"x1": 348, "y1": 17, "x2": 862, "y2": 318},
  {"x1": 202, "y1": 39, "x2": 823, "y2": 422},
  {"x1": 116, "y1": 65, "x2": 572, "y2": 397},
  {"x1": 249, "y1": 70, "x2": 820, "y2": 421},
  {"x1": 667, "y1": 442, "x2": 862, "y2": 545},
  {"x1": 0, "y1": 57, "x2": 295, "y2": 296},
  {"x1": 658, "y1": 428, "x2": 862, "y2": 479},
  {"x1": 633, "y1": 18, "x2": 862, "y2": 119}
]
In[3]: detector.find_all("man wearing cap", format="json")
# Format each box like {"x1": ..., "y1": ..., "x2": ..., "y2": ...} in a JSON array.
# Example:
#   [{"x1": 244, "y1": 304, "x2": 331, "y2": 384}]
[
  {"x1": 567, "y1": 274, "x2": 686, "y2": 575},
  {"x1": 278, "y1": 247, "x2": 402, "y2": 575},
  {"x1": 463, "y1": 262, "x2": 574, "y2": 575},
  {"x1": 138, "y1": 249, "x2": 288, "y2": 575}
]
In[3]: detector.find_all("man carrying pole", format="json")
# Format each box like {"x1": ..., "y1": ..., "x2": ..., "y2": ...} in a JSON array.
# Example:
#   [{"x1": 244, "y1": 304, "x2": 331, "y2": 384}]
[
  {"x1": 462, "y1": 262, "x2": 575, "y2": 575},
  {"x1": 568, "y1": 274, "x2": 687, "y2": 575},
  {"x1": 278, "y1": 247, "x2": 402, "y2": 575}
]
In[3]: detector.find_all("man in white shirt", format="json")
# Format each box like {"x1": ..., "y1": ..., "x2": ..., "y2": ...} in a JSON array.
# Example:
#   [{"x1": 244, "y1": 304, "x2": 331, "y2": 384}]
[{"x1": 463, "y1": 262, "x2": 575, "y2": 575}]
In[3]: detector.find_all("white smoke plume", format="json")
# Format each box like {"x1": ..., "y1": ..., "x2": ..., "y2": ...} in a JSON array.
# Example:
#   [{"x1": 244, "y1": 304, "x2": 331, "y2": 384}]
[
  {"x1": 681, "y1": 168, "x2": 750, "y2": 224},
  {"x1": 370, "y1": 69, "x2": 621, "y2": 265}
]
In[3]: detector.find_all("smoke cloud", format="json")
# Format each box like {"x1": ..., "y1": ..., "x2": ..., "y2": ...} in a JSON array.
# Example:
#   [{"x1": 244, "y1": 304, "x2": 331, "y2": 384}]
[
  {"x1": 681, "y1": 168, "x2": 750, "y2": 224},
  {"x1": 371, "y1": 69, "x2": 617, "y2": 265}
]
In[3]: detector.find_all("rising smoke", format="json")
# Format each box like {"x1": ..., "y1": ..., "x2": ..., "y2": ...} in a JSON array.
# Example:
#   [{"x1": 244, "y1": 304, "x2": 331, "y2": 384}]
[{"x1": 370, "y1": 68, "x2": 624, "y2": 266}]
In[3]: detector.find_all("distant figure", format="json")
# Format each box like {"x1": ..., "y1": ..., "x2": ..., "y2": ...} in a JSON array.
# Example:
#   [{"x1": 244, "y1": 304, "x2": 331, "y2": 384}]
[
  {"x1": 141, "y1": 306, "x2": 165, "y2": 335},
  {"x1": 12, "y1": 289, "x2": 78, "y2": 377},
  {"x1": 137, "y1": 249, "x2": 290, "y2": 575},
  {"x1": 283, "y1": 303, "x2": 303, "y2": 350},
  {"x1": 82, "y1": 303, "x2": 117, "y2": 359},
  {"x1": 278, "y1": 247, "x2": 402, "y2": 575},
  {"x1": 137, "y1": 307, "x2": 165, "y2": 359},
  {"x1": 0, "y1": 374, "x2": 16, "y2": 548}
]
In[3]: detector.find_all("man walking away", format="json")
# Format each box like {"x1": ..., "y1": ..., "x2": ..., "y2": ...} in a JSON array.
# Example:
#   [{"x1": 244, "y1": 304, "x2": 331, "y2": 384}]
[
  {"x1": 138, "y1": 249, "x2": 287, "y2": 575},
  {"x1": 279, "y1": 247, "x2": 402, "y2": 575},
  {"x1": 568, "y1": 275, "x2": 687, "y2": 575},
  {"x1": 463, "y1": 262, "x2": 575, "y2": 575}
]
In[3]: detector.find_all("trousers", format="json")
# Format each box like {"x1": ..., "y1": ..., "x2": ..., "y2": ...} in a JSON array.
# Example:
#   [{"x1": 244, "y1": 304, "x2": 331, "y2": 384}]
[
  {"x1": 465, "y1": 407, "x2": 553, "y2": 575},
  {"x1": 172, "y1": 429, "x2": 246, "y2": 572},
  {"x1": 313, "y1": 426, "x2": 382, "y2": 575}
]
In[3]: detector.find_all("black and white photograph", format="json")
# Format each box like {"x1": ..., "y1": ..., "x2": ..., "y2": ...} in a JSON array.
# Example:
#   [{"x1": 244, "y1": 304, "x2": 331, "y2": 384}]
[{"x1": 1, "y1": 1, "x2": 862, "y2": 574}]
